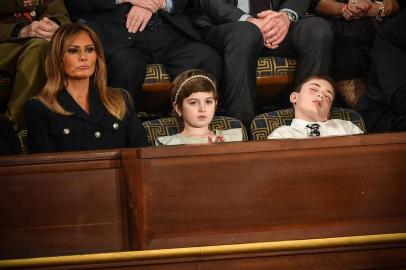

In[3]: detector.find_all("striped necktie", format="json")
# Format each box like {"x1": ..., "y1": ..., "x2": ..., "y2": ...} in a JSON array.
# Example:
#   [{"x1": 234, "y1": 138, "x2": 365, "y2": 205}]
[{"x1": 306, "y1": 123, "x2": 321, "y2": 137}]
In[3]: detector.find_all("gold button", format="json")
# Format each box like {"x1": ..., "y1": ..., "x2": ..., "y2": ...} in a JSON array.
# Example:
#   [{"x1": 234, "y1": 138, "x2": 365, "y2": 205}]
[
  {"x1": 113, "y1": 123, "x2": 119, "y2": 130},
  {"x1": 63, "y1": 128, "x2": 70, "y2": 135},
  {"x1": 94, "y1": 131, "x2": 101, "y2": 138}
]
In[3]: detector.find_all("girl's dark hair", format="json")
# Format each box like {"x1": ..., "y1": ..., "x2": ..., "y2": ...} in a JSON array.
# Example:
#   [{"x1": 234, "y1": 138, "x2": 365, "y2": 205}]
[{"x1": 170, "y1": 69, "x2": 217, "y2": 108}]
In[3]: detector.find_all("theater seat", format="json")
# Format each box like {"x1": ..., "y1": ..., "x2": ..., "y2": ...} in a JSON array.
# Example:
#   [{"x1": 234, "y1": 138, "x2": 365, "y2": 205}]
[
  {"x1": 250, "y1": 107, "x2": 366, "y2": 141},
  {"x1": 142, "y1": 116, "x2": 248, "y2": 146}
]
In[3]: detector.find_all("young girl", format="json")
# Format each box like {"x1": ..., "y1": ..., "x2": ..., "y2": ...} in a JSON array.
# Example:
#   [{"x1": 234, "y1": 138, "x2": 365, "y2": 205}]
[{"x1": 156, "y1": 69, "x2": 243, "y2": 146}]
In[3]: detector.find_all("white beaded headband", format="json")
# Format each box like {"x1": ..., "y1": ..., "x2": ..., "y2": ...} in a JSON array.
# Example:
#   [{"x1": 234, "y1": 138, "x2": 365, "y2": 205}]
[{"x1": 174, "y1": 75, "x2": 217, "y2": 104}]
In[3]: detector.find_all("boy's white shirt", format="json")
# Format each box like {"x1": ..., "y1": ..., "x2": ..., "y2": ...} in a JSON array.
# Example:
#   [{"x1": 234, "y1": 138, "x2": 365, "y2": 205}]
[{"x1": 267, "y1": 119, "x2": 364, "y2": 139}]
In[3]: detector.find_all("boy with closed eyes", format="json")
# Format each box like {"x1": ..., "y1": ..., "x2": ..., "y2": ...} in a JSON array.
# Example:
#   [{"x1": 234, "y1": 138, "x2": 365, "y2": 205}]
[{"x1": 268, "y1": 74, "x2": 363, "y2": 139}]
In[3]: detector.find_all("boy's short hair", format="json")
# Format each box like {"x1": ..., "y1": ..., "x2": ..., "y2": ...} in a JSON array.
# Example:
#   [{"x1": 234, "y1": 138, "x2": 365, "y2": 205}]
[{"x1": 294, "y1": 74, "x2": 337, "y2": 98}]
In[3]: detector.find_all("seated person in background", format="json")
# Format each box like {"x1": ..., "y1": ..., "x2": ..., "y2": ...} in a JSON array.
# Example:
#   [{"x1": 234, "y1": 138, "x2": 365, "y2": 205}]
[
  {"x1": 188, "y1": 0, "x2": 333, "y2": 128},
  {"x1": 268, "y1": 74, "x2": 364, "y2": 139},
  {"x1": 357, "y1": 7, "x2": 406, "y2": 132},
  {"x1": 64, "y1": 0, "x2": 221, "y2": 110},
  {"x1": 156, "y1": 69, "x2": 243, "y2": 146},
  {"x1": 0, "y1": 0, "x2": 70, "y2": 130},
  {"x1": 25, "y1": 24, "x2": 149, "y2": 153},
  {"x1": 310, "y1": 0, "x2": 400, "y2": 108}
]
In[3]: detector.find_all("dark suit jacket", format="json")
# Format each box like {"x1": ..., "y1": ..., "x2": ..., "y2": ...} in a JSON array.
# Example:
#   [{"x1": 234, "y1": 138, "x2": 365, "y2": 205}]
[
  {"x1": 189, "y1": 0, "x2": 311, "y2": 28},
  {"x1": 25, "y1": 86, "x2": 149, "y2": 153},
  {"x1": 64, "y1": 0, "x2": 202, "y2": 56}
]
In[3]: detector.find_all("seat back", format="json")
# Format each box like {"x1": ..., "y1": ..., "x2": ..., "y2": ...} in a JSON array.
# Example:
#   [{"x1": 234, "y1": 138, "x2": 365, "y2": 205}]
[
  {"x1": 250, "y1": 107, "x2": 366, "y2": 141},
  {"x1": 143, "y1": 116, "x2": 248, "y2": 145}
]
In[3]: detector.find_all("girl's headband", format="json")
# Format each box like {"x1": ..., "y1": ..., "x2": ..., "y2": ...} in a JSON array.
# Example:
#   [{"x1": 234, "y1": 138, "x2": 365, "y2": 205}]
[{"x1": 174, "y1": 75, "x2": 216, "y2": 104}]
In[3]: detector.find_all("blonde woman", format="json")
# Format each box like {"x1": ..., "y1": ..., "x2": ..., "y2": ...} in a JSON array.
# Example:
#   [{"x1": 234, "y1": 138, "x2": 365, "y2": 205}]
[{"x1": 24, "y1": 24, "x2": 149, "y2": 153}]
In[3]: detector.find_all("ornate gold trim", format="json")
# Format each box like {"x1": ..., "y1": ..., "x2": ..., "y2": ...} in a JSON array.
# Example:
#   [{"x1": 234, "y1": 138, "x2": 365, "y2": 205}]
[{"x1": 1, "y1": 233, "x2": 405, "y2": 269}]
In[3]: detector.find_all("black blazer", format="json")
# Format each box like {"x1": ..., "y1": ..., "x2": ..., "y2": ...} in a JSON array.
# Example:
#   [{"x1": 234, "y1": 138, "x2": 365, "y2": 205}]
[
  {"x1": 25, "y1": 87, "x2": 149, "y2": 153},
  {"x1": 190, "y1": 0, "x2": 311, "y2": 28},
  {"x1": 64, "y1": 0, "x2": 202, "y2": 56}
]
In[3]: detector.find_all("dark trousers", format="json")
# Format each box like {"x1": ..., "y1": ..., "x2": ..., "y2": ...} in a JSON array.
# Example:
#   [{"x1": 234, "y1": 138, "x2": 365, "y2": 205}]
[
  {"x1": 203, "y1": 16, "x2": 333, "y2": 127},
  {"x1": 356, "y1": 9, "x2": 406, "y2": 132},
  {"x1": 106, "y1": 16, "x2": 222, "y2": 109}
]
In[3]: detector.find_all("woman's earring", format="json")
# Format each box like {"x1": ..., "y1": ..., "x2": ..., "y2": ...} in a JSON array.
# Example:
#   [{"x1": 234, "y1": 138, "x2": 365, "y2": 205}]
[{"x1": 178, "y1": 112, "x2": 182, "y2": 117}]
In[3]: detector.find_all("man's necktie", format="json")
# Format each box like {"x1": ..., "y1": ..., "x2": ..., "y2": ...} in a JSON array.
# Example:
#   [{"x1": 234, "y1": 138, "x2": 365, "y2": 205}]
[
  {"x1": 249, "y1": 0, "x2": 269, "y2": 17},
  {"x1": 306, "y1": 123, "x2": 321, "y2": 137}
]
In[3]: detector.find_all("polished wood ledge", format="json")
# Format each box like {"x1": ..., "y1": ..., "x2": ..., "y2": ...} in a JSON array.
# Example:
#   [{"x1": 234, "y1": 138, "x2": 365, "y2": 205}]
[
  {"x1": 134, "y1": 131, "x2": 406, "y2": 159},
  {"x1": 122, "y1": 132, "x2": 406, "y2": 251},
  {"x1": 1, "y1": 132, "x2": 406, "y2": 268}
]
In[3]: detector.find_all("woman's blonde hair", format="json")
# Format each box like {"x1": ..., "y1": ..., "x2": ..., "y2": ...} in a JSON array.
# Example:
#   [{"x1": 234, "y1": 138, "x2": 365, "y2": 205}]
[
  {"x1": 170, "y1": 69, "x2": 217, "y2": 115},
  {"x1": 37, "y1": 23, "x2": 130, "y2": 120}
]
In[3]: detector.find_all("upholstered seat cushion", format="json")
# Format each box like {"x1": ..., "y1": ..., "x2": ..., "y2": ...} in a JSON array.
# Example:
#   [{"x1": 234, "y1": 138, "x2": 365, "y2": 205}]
[
  {"x1": 250, "y1": 107, "x2": 366, "y2": 141},
  {"x1": 142, "y1": 116, "x2": 248, "y2": 146},
  {"x1": 144, "y1": 64, "x2": 170, "y2": 84},
  {"x1": 256, "y1": 57, "x2": 296, "y2": 78},
  {"x1": 143, "y1": 57, "x2": 296, "y2": 83}
]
